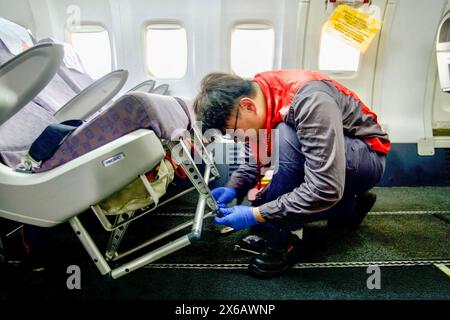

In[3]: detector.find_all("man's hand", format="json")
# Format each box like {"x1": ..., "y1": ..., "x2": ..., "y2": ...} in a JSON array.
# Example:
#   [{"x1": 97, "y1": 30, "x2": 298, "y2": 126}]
[
  {"x1": 214, "y1": 205, "x2": 261, "y2": 230},
  {"x1": 211, "y1": 187, "x2": 237, "y2": 208}
]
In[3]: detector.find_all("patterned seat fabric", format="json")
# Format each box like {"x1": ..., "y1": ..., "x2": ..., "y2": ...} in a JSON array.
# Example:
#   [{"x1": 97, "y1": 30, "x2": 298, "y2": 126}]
[{"x1": 36, "y1": 92, "x2": 192, "y2": 172}]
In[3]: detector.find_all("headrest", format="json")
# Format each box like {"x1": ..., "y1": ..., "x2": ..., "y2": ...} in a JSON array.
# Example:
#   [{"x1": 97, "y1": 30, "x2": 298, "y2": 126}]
[
  {"x1": 39, "y1": 38, "x2": 87, "y2": 74},
  {"x1": 0, "y1": 18, "x2": 34, "y2": 55}
]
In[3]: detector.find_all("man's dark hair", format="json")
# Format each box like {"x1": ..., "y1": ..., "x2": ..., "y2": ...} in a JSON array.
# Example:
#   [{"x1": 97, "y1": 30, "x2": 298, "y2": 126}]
[{"x1": 193, "y1": 72, "x2": 255, "y2": 133}]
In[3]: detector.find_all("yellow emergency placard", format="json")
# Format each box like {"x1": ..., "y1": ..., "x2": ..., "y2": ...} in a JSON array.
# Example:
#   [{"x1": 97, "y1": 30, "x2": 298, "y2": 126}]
[{"x1": 324, "y1": 4, "x2": 382, "y2": 53}]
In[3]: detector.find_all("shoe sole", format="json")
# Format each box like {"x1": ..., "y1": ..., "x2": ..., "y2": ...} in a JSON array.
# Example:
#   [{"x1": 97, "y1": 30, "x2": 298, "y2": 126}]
[{"x1": 247, "y1": 263, "x2": 292, "y2": 279}]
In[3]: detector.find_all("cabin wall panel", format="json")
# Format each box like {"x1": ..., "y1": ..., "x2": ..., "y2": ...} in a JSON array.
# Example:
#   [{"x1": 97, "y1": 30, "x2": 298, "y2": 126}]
[{"x1": 376, "y1": 0, "x2": 447, "y2": 142}]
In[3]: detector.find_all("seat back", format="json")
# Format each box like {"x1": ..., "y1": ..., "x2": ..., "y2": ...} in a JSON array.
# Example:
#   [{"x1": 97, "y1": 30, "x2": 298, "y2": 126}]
[
  {"x1": 0, "y1": 43, "x2": 64, "y2": 125},
  {"x1": 0, "y1": 18, "x2": 77, "y2": 114},
  {"x1": 38, "y1": 37, "x2": 94, "y2": 93},
  {"x1": 0, "y1": 25, "x2": 68, "y2": 167},
  {"x1": 32, "y1": 69, "x2": 78, "y2": 114},
  {"x1": 0, "y1": 42, "x2": 63, "y2": 167}
]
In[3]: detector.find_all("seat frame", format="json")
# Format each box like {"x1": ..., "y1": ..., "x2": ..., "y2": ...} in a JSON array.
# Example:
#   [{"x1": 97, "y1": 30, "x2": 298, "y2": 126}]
[{"x1": 69, "y1": 127, "x2": 220, "y2": 279}]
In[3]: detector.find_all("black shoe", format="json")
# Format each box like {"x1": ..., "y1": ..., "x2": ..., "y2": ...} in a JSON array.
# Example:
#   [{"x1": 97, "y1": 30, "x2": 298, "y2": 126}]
[
  {"x1": 349, "y1": 191, "x2": 376, "y2": 228},
  {"x1": 328, "y1": 191, "x2": 376, "y2": 230},
  {"x1": 248, "y1": 235, "x2": 300, "y2": 278}
]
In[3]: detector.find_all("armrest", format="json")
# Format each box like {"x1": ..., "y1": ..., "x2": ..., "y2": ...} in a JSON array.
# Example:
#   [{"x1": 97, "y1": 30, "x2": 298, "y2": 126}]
[
  {"x1": 127, "y1": 79, "x2": 155, "y2": 93},
  {"x1": 54, "y1": 69, "x2": 128, "y2": 122},
  {"x1": 0, "y1": 43, "x2": 64, "y2": 125}
]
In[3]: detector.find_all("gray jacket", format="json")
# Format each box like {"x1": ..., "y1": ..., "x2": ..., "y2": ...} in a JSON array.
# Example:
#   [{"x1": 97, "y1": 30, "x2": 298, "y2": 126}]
[{"x1": 227, "y1": 80, "x2": 389, "y2": 220}]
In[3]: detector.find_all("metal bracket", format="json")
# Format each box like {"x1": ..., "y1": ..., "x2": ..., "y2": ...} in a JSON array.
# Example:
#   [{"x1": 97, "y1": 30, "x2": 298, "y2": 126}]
[
  {"x1": 105, "y1": 212, "x2": 135, "y2": 261},
  {"x1": 192, "y1": 126, "x2": 221, "y2": 179},
  {"x1": 168, "y1": 139, "x2": 219, "y2": 212}
]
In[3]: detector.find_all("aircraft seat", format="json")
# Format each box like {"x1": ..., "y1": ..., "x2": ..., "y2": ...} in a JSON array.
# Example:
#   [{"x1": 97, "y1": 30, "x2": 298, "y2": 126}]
[{"x1": 0, "y1": 42, "x2": 219, "y2": 279}]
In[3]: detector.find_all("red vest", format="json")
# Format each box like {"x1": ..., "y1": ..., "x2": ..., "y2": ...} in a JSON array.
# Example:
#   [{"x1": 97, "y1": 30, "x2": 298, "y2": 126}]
[{"x1": 253, "y1": 70, "x2": 391, "y2": 155}]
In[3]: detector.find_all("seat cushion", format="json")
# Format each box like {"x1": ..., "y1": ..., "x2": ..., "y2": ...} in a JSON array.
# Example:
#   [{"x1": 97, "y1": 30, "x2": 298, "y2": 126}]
[{"x1": 36, "y1": 92, "x2": 191, "y2": 172}]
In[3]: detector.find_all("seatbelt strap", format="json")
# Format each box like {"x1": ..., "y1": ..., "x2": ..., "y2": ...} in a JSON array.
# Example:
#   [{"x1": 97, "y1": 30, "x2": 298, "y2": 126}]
[{"x1": 25, "y1": 119, "x2": 84, "y2": 169}]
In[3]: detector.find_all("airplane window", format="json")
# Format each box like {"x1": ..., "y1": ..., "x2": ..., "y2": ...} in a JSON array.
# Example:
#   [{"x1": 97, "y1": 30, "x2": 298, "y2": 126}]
[
  {"x1": 68, "y1": 25, "x2": 112, "y2": 79},
  {"x1": 145, "y1": 24, "x2": 187, "y2": 79},
  {"x1": 319, "y1": 27, "x2": 360, "y2": 73},
  {"x1": 231, "y1": 24, "x2": 274, "y2": 78}
]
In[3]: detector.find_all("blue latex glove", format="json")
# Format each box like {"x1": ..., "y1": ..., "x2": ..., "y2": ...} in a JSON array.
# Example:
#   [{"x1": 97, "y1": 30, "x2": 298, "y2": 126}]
[
  {"x1": 214, "y1": 205, "x2": 260, "y2": 230},
  {"x1": 211, "y1": 187, "x2": 237, "y2": 208}
]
